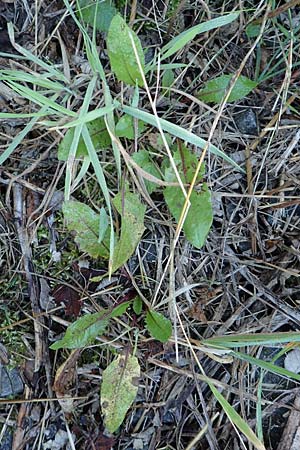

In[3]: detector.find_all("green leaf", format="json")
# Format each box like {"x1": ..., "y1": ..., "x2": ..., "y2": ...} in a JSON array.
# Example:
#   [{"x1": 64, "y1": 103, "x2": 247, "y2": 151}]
[
  {"x1": 133, "y1": 297, "x2": 143, "y2": 315},
  {"x1": 78, "y1": 0, "x2": 117, "y2": 32},
  {"x1": 197, "y1": 74, "x2": 257, "y2": 104},
  {"x1": 50, "y1": 311, "x2": 109, "y2": 349},
  {"x1": 165, "y1": 186, "x2": 213, "y2": 248},
  {"x1": 132, "y1": 149, "x2": 161, "y2": 194},
  {"x1": 162, "y1": 69, "x2": 175, "y2": 92},
  {"x1": 58, "y1": 117, "x2": 111, "y2": 161},
  {"x1": 101, "y1": 354, "x2": 140, "y2": 433},
  {"x1": 116, "y1": 114, "x2": 146, "y2": 139},
  {"x1": 145, "y1": 310, "x2": 172, "y2": 343},
  {"x1": 164, "y1": 145, "x2": 205, "y2": 185},
  {"x1": 163, "y1": 146, "x2": 213, "y2": 249},
  {"x1": 63, "y1": 201, "x2": 111, "y2": 258},
  {"x1": 109, "y1": 300, "x2": 132, "y2": 318},
  {"x1": 107, "y1": 15, "x2": 145, "y2": 86},
  {"x1": 111, "y1": 190, "x2": 146, "y2": 272},
  {"x1": 246, "y1": 22, "x2": 261, "y2": 39},
  {"x1": 161, "y1": 13, "x2": 239, "y2": 61}
]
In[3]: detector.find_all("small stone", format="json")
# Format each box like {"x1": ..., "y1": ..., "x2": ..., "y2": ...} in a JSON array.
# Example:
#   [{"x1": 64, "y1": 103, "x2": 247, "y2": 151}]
[
  {"x1": 0, "y1": 367, "x2": 24, "y2": 397},
  {"x1": 235, "y1": 109, "x2": 259, "y2": 136},
  {"x1": 284, "y1": 349, "x2": 300, "y2": 373}
]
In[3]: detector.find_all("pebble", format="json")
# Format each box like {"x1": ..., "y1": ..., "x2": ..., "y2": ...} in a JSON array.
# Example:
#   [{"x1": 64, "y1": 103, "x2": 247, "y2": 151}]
[
  {"x1": 235, "y1": 109, "x2": 259, "y2": 136},
  {"x1": 0, "y1": 367, "x2": 24, "y2": 397}
]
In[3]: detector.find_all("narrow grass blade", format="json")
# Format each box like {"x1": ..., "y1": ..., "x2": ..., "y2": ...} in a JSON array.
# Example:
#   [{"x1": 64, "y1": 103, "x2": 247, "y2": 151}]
[
  {"x1": 53, "y1": 104, "x2": 115, "y2": 129},
  {"x1": 65, "y1": 0, "x2": 106, "y2": 80},
  {"x1": 120, "y1": 104, "x2": 243, "y2": 171},
  {"x1": 232, "y1": 351, "x2": 300, "y2": 382},
  {"x1": 64, "y1": 76, "x2": 98, "y2": 199},
  {"x1": 7, "y1": 23, "x2": 69, "y2": 83},
  {"x1": 71, "y1": 155, "x2": 91, "y2": 191},
  {"x1": 208, "y1": 382, "x2": 266, "y2": 450},
  {"x1": 0, "y1": 105, "x2": 48, "y2": 165},
  {"x1": 161, "y1": 13, "x2": 239, "y2": 61},
  {"x1": 6, "y1": 80, "x2": 76, "y2": 117},
  {"x1": 202, "y1": 331, "x2": 300, "y2": 349},
  {"x1": 0, "y1": 112, "x2": 48, "y2": 119},
  {"x1": 104, "y1": 82, "x2": 120, "y2": 179},
  {"x1": 145, "y1": 62, "x2": 187, "y2": 73},
  {"x1": 0, "y1": 70, "x2": 72, "y2": 92},
  {"x1": 81, "y1": 124, "x2": 115, "y2": 270}
]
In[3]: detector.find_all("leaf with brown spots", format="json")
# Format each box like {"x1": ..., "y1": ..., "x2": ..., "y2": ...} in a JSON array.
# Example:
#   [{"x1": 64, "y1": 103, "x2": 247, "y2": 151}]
[{"x1": 100, "y1": 354, "x2": 140, "y2": 433}]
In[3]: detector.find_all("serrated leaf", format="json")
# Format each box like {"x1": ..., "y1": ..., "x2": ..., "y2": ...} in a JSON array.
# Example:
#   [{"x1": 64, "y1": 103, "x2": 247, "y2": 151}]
[
  {"x1": 78, "y1": 0, "x2": 117, "y2": 32},
  {"x1": 163, "y1": 146, "x2": 213, "y2": 249},
  {"x1": 132, "y1": 149, "x2": 161, "y2": 194},
  {"x1": 58, "y1": 118, "x2": 110, "y2": 161},
  {"x1": 145, "y1": 310, "x2": 172, "y2": 343},
  {"x1": 63, "y1": 201, "x2": 111, "y2": 258},
  {"x1": 197, "y1": 74, "x2": 257, "y2": 104},
  {"x1": 133, "y1": 296, "x2": 143, "y2": 315},
  {"x1": 50, "y1": 311, "x2": 109, "y2": 349},
  {"x1": 115, "y1": 114, "x2": 146, "y2": 139},
  {"x1": 111, "y1": 191, "x2": 146, "y2": 272},
  {"x1": 101, "y1": 354, "x2": 140, "y2": 433},
  {"x1": 107, "y1": 15, "x2": 145, "y2": 86}
]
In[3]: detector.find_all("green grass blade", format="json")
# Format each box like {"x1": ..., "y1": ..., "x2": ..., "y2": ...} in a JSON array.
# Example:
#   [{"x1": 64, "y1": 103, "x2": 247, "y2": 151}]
[
  {"x1": 64, "y1": 76, "x2": 98, "y2": 199},
  {"x1": 120, "y1": 103, "x2": 243, "y2": 171},
  {"x1": 81, "y1": 125, "x2": 115, "y2": 266},
  {"x1": 232, "y1": 351, "x2": 300, "y2": 382},
  {"x1": 208, "y1": 382, "x2": 266, "y2": 450},
  {"x1": 7, "y1": 22, "x2": 68, "y2": 83},
  {"x1": 103, "y1": 82, "x2": 120, "y2": 179},
  {"x1": 202, "y1": 331, "x2": 300, "y2": 349},
  {"x1": 0, "y1": 70, "x2": 72, "y2": 92},
  {"x1": 0, "y1": 105, "x2": 48, "y2": 165},
  {"x1": 0, "y1": 112, "x2": 48, "y2": 119},
  {"x1": 145, "y1": 63, "x2": 188, "y2": 73},
  {"x1": 55, "y1": 104, "x2": 115, "y2": 129},
  {"x1": 71, "y1": 155, "x2": 91, "y2": 191},
  {"x1": 161, "y1": 13, "x2": 239, "y2": 61},
  {"x1": 5, "y1": 80, "x2": 76, "y2": 117}
]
